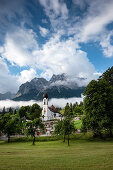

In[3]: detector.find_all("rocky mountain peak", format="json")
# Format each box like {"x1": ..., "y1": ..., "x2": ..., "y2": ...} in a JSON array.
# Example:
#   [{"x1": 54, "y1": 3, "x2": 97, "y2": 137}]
[
  {"x1": 13, "y1": 73, "x2": 85, "y2": 101},
  {"x1": 49, "y1": 73, "x2": 67, "y2": 83}
]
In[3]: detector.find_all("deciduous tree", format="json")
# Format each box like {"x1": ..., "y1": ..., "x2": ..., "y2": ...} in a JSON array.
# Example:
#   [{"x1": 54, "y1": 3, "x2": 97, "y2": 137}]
[
  {"x1": 82, "y1": 78, "x2": 113, "y2": 137},
  {"x1": 25, "y1": 118, "x2": 44, "y2": 145}
]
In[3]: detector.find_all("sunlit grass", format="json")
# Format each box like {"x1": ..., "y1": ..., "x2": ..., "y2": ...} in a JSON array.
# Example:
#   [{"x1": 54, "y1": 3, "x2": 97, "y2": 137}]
[
  {"x1": 74, "y1": 119, "x2": 82, "y2": 129},
  {"x1": 0, "y1": 139, "x2": 113, "y2": 170}
]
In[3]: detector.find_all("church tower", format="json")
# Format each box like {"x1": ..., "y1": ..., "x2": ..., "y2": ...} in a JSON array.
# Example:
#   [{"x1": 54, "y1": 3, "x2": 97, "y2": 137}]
[{"x1": 42, "y1": 92, "x2": 49, "y2": 121}]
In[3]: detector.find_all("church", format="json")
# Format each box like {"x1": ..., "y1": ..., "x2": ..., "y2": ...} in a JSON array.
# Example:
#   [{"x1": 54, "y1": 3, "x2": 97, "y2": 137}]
[
  {"x1": 42, "y1": 92, "x2": 62, "y2": 135},
  {"x1": 42, "y1": 92, "x2": 61, "y2": 121}
]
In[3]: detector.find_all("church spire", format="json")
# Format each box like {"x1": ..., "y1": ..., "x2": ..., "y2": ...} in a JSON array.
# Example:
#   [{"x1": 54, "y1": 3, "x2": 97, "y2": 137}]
[{"x1": 43, "y1": 91, "x2": 48, "y2": 99}]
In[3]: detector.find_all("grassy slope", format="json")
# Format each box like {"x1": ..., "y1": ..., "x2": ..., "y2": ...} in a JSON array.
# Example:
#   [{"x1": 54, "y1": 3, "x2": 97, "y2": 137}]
[
  {"x1": 0, "y1": 140, "x2": 113, "y2": 170},
  {"x1": 74, "y1": 119, "x2": 82, "y2": 129}
]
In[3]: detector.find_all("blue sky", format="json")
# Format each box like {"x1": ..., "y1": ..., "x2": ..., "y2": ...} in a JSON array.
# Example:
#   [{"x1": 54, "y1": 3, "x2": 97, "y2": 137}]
[{"x1": 0, "y1": 0, "x2": 113, "y2": 93}]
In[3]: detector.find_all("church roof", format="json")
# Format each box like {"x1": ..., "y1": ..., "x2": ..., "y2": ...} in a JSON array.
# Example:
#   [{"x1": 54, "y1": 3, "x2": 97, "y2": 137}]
[{"x1": 49, "y1": 105, "x2": 59, "y2": 113}]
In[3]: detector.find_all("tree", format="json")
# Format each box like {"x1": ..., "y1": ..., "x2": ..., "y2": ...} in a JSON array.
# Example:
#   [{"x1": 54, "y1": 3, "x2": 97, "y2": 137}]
[
  {"x1": 0, "y1": 113, "x2": 21, "y2": 142},
  {"x1": 70, "y1": 103, "x2": 73, "y2": 116},
  {"x1": 55, "y1": 117, "x2": 75, "y2": 146},
  {"x1": 2, "y1": 107, "x2": 6, "y2": 115},
  {"x1": 30, "y1": 104, "x2": 42, "y2": 120},
  {"x1": 55, "y1": 108, "x2": 75, "y2": 146},
  {"x1": 63, "y1": 117, "x2": 75, "y2": 146},
  {"x1": 18, "y1": 106, "x2": 30, "y2": 120},
  {"x1": 64, "y1": 103, "x2": 70, "y2": 116},
  {"x1": 82, "y1": 79, "x2": 113, "y2": 137},
  {"x1": 73, "y1": 104, "x2": 84, "y2": 116},
  {"x1": 9, "y1": 107, "x2": 13, "y2": 115},
  {"x1": 99, "y1": 66, "x2": 113, "y2": 86},
  {"x1": 55, "y1": 120, "x2": 65, "y2": 141},
  {"x1": 64, "y1": 103, "x2": 73, "y2": 117},
  {"x1": 25, "y1": 118, "x2": 44, "y2": 145}
]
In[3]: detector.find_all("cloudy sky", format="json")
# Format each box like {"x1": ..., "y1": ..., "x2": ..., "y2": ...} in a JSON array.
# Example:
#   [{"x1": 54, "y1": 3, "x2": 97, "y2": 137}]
[{"x1": 0, "y1": 0, "x2": 113, "y2": 93}]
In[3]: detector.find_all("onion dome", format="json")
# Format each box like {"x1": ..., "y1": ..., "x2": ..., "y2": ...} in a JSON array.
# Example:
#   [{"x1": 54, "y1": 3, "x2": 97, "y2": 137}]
[{"x1": 43, "y1": 92, "x2": 48, "y2": 99}]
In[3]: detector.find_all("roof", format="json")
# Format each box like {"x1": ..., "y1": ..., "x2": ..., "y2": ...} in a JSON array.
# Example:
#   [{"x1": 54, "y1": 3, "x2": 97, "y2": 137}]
[{"x1": 49, "y1": 105, "x2": 59, "y2": 113}]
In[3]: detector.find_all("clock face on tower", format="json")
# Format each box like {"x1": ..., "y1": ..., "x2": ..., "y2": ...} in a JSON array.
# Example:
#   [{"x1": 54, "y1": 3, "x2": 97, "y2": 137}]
[{"x1": 44, "y1": 108, "x2": 46, "y2": 113}]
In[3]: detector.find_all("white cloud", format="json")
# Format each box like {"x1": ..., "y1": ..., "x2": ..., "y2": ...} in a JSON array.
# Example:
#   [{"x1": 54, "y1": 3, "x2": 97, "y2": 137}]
[
  {"x1": 0, "y1": 58, "x2": 19, "y2": 93},
  {"x1": 1, "y1": 27, "x2": 39, "y2": 67},
  {"x1": 78, "y1": 0, "x2": 113, "y2": 43},
  {"x1": 39, "y1": 26, "x2": 49, "y2": 37},
  {"x1": 0, "y1": 46, "x2": 4, "y2": 53},
  {"x1": 18, "y1": 68, "x2": 37, "y2": 84},
  {"x1": 33, "y1": 36, "x2": 96, "y2": 83},
  {"x1": 100, "y1": 31, "x2": 113, "y2": 57},
  {"x1": 39, "y1": 0, "x2": 69, "y2": 34},
  {"x1": 0, "y1": 100, "x2": 41, "y2": 110},
  {"x1": 0, "y1": 58, "x2": 38, "y2": 93},
  {"x1": 39, "y1": 0, "x2": 113, "y2": 59},
  {"x1": 0, "y1": 97, "x2": 83, "y2": 110},
  {"x1": 72, "y1": 0, "x2": 88, "y2": 10},
  {"x1": 93, "y1": 72, "x2": 102, "y2": 77},
  {"x1": 49, "y1": 97, "x2": 83, "y2": 108},
  {"x1": 39, "y1": 0, "x2": 68, "y2": 19}
]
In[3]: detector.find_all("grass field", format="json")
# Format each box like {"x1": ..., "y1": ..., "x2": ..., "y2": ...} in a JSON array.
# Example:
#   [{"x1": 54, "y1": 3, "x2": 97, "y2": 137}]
[{"x1": 0, "y1": 139, "x2": 113, "y2": 170}]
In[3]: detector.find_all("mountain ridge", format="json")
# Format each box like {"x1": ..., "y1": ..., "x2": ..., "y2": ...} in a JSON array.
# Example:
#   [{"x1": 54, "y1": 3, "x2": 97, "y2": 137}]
[
  {"x1": 0, "y1": 92, "x2": 16, "y2": 100},
  {"x1": 13, "y1": 73, "x2": 86, "y2": 101}
]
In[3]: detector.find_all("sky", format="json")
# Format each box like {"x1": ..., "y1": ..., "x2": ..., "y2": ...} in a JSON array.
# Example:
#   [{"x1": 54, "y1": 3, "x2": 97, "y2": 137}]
[{"x1": 0, "y1": 0, "x2": 113, "y2": 93}]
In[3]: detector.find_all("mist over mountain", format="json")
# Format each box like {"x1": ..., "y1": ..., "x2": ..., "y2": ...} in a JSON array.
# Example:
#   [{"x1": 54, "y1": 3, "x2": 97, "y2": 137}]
[
  {"x1": 13, "y1": 73, "x2": 86, "y2": 101},
  {"x1": 0, "y1": 92, "x2": 15, "y2": 100}
]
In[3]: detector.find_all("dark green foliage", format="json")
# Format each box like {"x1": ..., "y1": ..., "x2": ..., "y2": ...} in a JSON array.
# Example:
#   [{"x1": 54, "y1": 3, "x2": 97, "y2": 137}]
[
  {"x1": 99, "y1": 66, "x2": 113, "y2": 86},
  {"x1": 0, "y1": 113, "x2": 21, "y2": 142},
  {"x1": 8, "y1": 107, "x2": 13, "y2": 115},
  {"x1": 2, "y1": 107, "x2": 6, "y2": 115},
  {"x1": 55, "y1": 117, "x2": 75, "y2": 145},
  {"x1": 55, "y1": 102, "x2": 75, "y2": 145},
  {"x1": 18, "y1": 106, "x2": 30, "y2": 119},
  {"x1": 73, "y1": 101, "x2": 84, "y2": 116},
  {"x1": 14, "y1": 109, "x2": 17, "y2": 115},
  {"x1": 0, "y1": 103, "x2": 42, "y2": 143},
  {"x1": 18, "y1": 104, "x2": 42, "y2": 120},
  {"x1": 30, "y1": 103, "x2": 42, "y2": 120},
  {"x1": 64, "y1": 103, "x2": 70, "y2": 116},
  {"x1": 82, "y1": 76, "x2": 113, "y2": 137},
  {"x1": 64, "y1": 103, "x2": 73, "y2": 117},
  {"x1": 25, "y1": 118, "x2": 44, "y2": 145}
]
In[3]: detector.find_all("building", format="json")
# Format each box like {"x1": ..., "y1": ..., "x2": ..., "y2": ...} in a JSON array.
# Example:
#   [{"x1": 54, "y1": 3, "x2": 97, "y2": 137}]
[
  {"x1": 42, "y1": 92, "x2": 61, "y2": 121},
  {"x1": 42, "y1": 92, "x2": 62, "y2": 135}
]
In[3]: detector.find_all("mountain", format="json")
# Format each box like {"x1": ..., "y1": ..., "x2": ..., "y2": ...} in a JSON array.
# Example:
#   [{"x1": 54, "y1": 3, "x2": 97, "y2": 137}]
[
  {"x1": 0, "y1": 92, "x2": 16, "y2": 100},
  {"x1": 14, "y1": 74, "x2": 86, "y2": 101}
]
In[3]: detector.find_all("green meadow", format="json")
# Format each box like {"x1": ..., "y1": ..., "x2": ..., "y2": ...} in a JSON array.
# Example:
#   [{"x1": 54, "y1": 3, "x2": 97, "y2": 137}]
[
  {"x1": 74, "y1": 120, "x2": 82, "y2": 129},
  {"x1": 0, "y1": 138, "x2": 113, "y2": 170}
]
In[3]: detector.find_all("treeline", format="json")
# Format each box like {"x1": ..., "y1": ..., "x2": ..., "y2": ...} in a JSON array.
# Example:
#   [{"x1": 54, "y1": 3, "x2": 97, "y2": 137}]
[
  {"x1": 0, "y1": 104, "x2": 44, "y2": 144},
  {"x1": 82, "y1": 66, "x2": 113, "y2": 137},
  {"x1": 54, "y1": 66, "x2": 113, "y2": 141}
]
